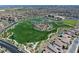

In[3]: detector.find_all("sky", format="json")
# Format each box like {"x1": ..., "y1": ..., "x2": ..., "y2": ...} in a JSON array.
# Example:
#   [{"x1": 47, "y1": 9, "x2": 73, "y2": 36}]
[{"x1": 0, "y1": 0, "x2": 79, "y2": 5}]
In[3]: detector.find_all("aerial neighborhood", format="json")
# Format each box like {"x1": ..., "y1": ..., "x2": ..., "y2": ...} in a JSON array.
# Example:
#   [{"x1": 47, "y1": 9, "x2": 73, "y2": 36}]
[{"x1": 0, "y1": 5, "x2": 79, "y2": 53}]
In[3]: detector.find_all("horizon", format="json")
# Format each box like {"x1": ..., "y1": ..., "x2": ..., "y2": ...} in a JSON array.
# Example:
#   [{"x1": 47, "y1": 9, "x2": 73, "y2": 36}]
[{"x1": 0, "y1": 5, "x2": 79, "y2": 8}]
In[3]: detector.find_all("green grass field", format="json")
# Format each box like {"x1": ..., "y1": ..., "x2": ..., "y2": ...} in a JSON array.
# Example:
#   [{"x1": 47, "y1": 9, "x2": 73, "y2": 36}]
[
  {"x1": 63, "y1": 20, "x2": 79, "y2": 26},
  {"x1": 8, "y1": 18, "x2": 75, "y2": 44},
  {"x1": 9, "y1": 21, "x2": 49, "y2": 44},
  {"x1": 50, "y1": 21, "x2": 72, "y2": 33}
]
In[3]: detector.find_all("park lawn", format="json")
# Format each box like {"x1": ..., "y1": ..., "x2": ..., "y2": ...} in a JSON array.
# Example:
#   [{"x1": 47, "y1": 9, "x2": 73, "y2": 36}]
[
  {"x1": 9, "y1": 21, "x2": 49, "y2": 44},
  {"x1": 52, "y1": 21, "x2": 72, "y2": 28},
  {"x1": 49, "y1": 21, "x2": 72, "y2": 33},
  {"x1": 8, "y1": 18, "x2": 73, "y2": 44},
  {"x1": 63, "y1": 20, "x2": 79, "y2": 26}
]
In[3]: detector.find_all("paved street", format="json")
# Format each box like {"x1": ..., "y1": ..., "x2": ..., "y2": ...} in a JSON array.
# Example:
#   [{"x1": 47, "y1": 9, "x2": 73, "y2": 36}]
[
  {"x1": 0, "y1": 40, "x2": 23, "y2": 53},
  {"x1": 0, "y1": 22, "x2": 17, "y2": 34},
  {"x1": 67, "y1": 37, "x2": 79, "y2": 53}
]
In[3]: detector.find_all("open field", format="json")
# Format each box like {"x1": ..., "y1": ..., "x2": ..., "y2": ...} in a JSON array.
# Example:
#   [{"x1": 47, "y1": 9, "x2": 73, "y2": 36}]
[
  {"x1": 7, "y1": 17, "x2": 74, "y2": 44},
  {"x1": 63, "y1": 20, "x2": 79, "y2": 26},
  {"x1": 9, "y1": 21, "x2": 49, "y2": 44},
  {"x1": 50, "y1": 21, "x2": 73, "y2": 33}
]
